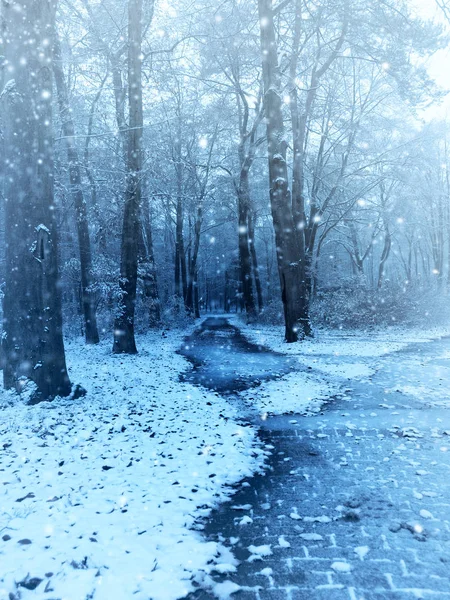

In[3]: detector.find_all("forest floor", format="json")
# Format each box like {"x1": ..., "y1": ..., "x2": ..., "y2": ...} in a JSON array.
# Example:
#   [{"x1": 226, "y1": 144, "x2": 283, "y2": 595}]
[{"x1": 1, "y1": 318, "x2": 450, "y2": 600}]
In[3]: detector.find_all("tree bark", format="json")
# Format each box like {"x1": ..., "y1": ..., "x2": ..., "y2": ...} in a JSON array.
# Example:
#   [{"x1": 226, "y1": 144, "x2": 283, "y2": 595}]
[
  {"x1": 238, "y1": 169, "x2": 256, "y2": 321},
  {"x1": 53, "y1": 36, "x2": 100, "y2": 345},
  {"x1": 2, "y1": 0, "x2": 72, "y2": 399},
  {"x1": 140, "y1": 196, "x2": 161, "y2": 326},
  {"x1": 248, "y1": 210, "x2": 264, "y2": 313},
  {"x1": 174, "y1": 131, "x2": 187, "y2": 302},
  {"x1": 258, "y1": 0, "x2": 310, "y2": 342},
  {"x1": 377, "y1": 219, "x2": 392, "y2": 290},
  {"x1": 185, "y1": 205, "x2": 202, "y2": 315},
  {"x1": 113, "y1": 0, "x2": 143, "y2": 353}
]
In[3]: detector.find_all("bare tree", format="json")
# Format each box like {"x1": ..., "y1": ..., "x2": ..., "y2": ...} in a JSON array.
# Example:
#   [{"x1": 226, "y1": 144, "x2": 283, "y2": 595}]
[{"x1": 53, "y1": 35, "x2": 100, "y2": 344}]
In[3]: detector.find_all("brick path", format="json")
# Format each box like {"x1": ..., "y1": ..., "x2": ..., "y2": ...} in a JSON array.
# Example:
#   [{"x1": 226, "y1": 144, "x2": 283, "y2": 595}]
[{"x1": 188, "y1": 334, "x2": 450, "y2": 600}]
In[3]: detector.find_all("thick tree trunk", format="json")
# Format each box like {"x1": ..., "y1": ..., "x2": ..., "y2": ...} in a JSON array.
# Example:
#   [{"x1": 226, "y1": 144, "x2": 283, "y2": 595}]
[
  {"x1": 53, "y1": 37, "x2": 99, "y2": 345},
  {"x1": 2, "y1": 0, "x2": 72, "y2": 399},
  {"x1": 113, "y1": 0, "x2": 142, "y2": 353},
  {"x1": 258, "y1": 0, "x2": 311, "y2": 342}
]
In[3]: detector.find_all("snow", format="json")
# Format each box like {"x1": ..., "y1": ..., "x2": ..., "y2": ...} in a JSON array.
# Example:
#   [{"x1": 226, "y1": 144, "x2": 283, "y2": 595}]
[
  {"x1": 331, "y1": 561, "x2": 352, "y2": 573},
  {"x1": 299, "y1": 533, "x2": 323, "y2": 541},
  {"x1": 3, "y1": 318, "x2": 450, "y2": 598},
  {"x1": 247, "y1": 544, "x2": 272, "y2": 561},
  {"x1": 278, "y1": 535, "x2": 290, "y2": 548},
  {"x1": 354, "y1": 546, "x2": 369, "y2": 560},
  {"x1": 0, "y1": 329, "x2": 265, "y2": 600},
  {"x1": 211, "y1": 563, "x2": 237, "y2": 574},
  {"x1": 247, "y1": 544, "x2": 272, "y2": 556},
  {"x1": 239, "y1": 370, "x2": 337, "y2": 416},
  {"x1": 289, "y1": 511, "x2": 302, "y2": 520},
  {"x1": 211, "y1": 580, "x2": 241, "y2": 599},
  {"x1": 235, "y1": 321, "x2": 450, "y2": 359},
  {"x1": 231, "y1": 319, "x2": 450, "y2": 414}
]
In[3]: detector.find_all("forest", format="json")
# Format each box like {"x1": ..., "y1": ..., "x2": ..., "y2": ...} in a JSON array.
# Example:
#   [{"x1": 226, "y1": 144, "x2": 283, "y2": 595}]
[
  {"x1": 2, "y1": 1, "x2": 450, "y2": 599},
  {"x1": 1, "y1": 0, "x2": 449, "y2": 398}
]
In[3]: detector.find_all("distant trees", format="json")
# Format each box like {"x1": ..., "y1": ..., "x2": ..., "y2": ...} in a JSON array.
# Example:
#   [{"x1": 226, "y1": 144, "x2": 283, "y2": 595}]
[
  {"x1": 53, "y1": 35, "x2": 100, "y2": 345},
  {"x1": 1, "y1": 0, "x2": 72, "y2": 398},
  {"x1": 0, "y1": 0, "x2": 447, "y2": 400}
]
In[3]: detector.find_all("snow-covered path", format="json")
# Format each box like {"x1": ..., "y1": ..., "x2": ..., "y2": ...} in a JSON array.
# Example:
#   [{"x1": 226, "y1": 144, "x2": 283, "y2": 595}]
[{"x1": 186, "y1": 321, "x2": 450, "y2": 599}]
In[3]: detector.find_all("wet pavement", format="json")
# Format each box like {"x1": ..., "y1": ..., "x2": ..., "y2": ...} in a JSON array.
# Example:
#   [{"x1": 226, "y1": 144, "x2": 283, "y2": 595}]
[
  {"x1": 182, "y1": 318, "x2": 450, "y2": 600},
  {"x1": 179, "y1": 317, "x2": 303, "y2": 396}
]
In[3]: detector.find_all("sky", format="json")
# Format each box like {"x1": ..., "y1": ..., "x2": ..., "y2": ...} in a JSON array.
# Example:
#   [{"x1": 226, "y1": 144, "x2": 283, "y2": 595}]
[{"x1": 413, "y1": 0, "x2": 450, "y2": 119}]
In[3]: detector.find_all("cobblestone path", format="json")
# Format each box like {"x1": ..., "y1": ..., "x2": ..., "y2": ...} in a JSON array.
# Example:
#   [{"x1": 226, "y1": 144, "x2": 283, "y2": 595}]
[{"x1": 185, "y1": 322, "x2": 450, "y2": 600}]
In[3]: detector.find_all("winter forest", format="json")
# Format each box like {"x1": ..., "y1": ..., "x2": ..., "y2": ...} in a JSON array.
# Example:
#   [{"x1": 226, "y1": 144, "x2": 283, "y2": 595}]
[{"x1": 3, "y1": 0, "x2": 450, "y2": 598}]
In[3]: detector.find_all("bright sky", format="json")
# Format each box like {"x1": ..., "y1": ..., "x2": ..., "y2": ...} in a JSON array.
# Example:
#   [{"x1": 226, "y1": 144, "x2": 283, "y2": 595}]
[{"x1": 412, "y1": 0, "x2": 450, "y2": 119}]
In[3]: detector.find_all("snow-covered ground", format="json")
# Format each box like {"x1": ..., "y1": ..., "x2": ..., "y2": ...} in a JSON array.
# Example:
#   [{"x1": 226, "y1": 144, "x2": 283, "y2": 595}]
[
  {"x1": 239, "y1": 370, "x2": 337, "y2": 417},
  {"x1": 0, "y1": 329, "x2": 267, "y2": 600},
  {"x1": 2, "y1": 318, "x2": 450, "y2": 600},
  {"x1": 233, "y1": 318, "x2": 450, "y2": 415},
  {"x1": 235, "y1": 320, "x2": 450, "y2": 359}
]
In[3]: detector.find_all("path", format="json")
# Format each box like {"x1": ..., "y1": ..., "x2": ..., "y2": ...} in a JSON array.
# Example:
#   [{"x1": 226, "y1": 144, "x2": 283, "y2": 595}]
[{"x1": 182, "y1": 318, "x2": 450, "y2": 600}]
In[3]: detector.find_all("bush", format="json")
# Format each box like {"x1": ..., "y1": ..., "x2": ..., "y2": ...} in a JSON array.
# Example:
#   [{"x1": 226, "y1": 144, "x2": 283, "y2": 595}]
[
  {"x1": 311, "y1": 279, "x2": 450, "y2": 329},
  {"x1": 256, "y1": 299, "x2": 285, "y2": 325},
  {"x1": 161, "y1": 296, "x2": 195, "y2": 329}
]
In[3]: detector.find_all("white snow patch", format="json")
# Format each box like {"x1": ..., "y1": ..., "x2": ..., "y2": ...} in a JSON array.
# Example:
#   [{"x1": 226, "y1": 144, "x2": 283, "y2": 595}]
[
  {"x1": 304, "y1": 515, "x2": 332, "y2": 523},
  {"x1": 278, "y1": 535, "x2": 291, "y2": 548},
  {"x1": 247, "y1": 544, "x2": 272, "y2": 557},
  {"x1": 212, "y1": 580, "x2": 241, "y2": 599},
  {"x1": 419, "y1": 509, "x2": 433, "y2": 519},
  {"x1": 299, "y1": 533, "x2": 323, "y2": 541},
  {"x1": 354, "y1": 546, "x2": 369, "y2": 560},
  {"x1": 331, "y1": 561, "x2": 352, "y2": 573},
  {"x1": 211, "y1": 564, "x2": 238, "y2": 574},
  {"x1": 231, "y1": 504, "x2": 252, "y2": 510},
  {"x1": 247, "y1": 544, "x2": 272, "y2": 562},
  {"x1": 239, "y1": 370, "x2": 336, "y2": 415}
]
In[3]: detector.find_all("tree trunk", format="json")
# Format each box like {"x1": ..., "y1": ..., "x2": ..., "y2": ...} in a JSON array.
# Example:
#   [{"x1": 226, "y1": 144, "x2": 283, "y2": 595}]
[
  {"x1": 2, "y1": 0, "x2": 72, "y2": 399},
  {"x1": 175, "y1": 193, "x2": 187, "y2": 301},
  {"x1": 113, "y1": 0, "x2": 143, "y2": 354},
  {"x1": 174, "y1": 134, "x2": 187, "y2": 302},
  {"x1": 53, "y1": 36, "x2": 100, "y2": 345},
  {"x1": 185, "y1": 206, "x2": 202, "y2": 315},
  {"x1": 238, "y1": 170, "x2": 256, "y2": 321},
  {"x1": 194, "y1": 271, "x2": 200, "y2": 318},
  {"x1": 140, "y1": 197, "x2": 161, "y2": 326},
  {"x1": 377, "y1": 221, "x2": 392, "y2": 290},
  {"x1": 248, "y1": 210, "x2": 264, "y2": 312},
  {"x1": 258, "y1": 0, "x2": 311, "y2": 342}
]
